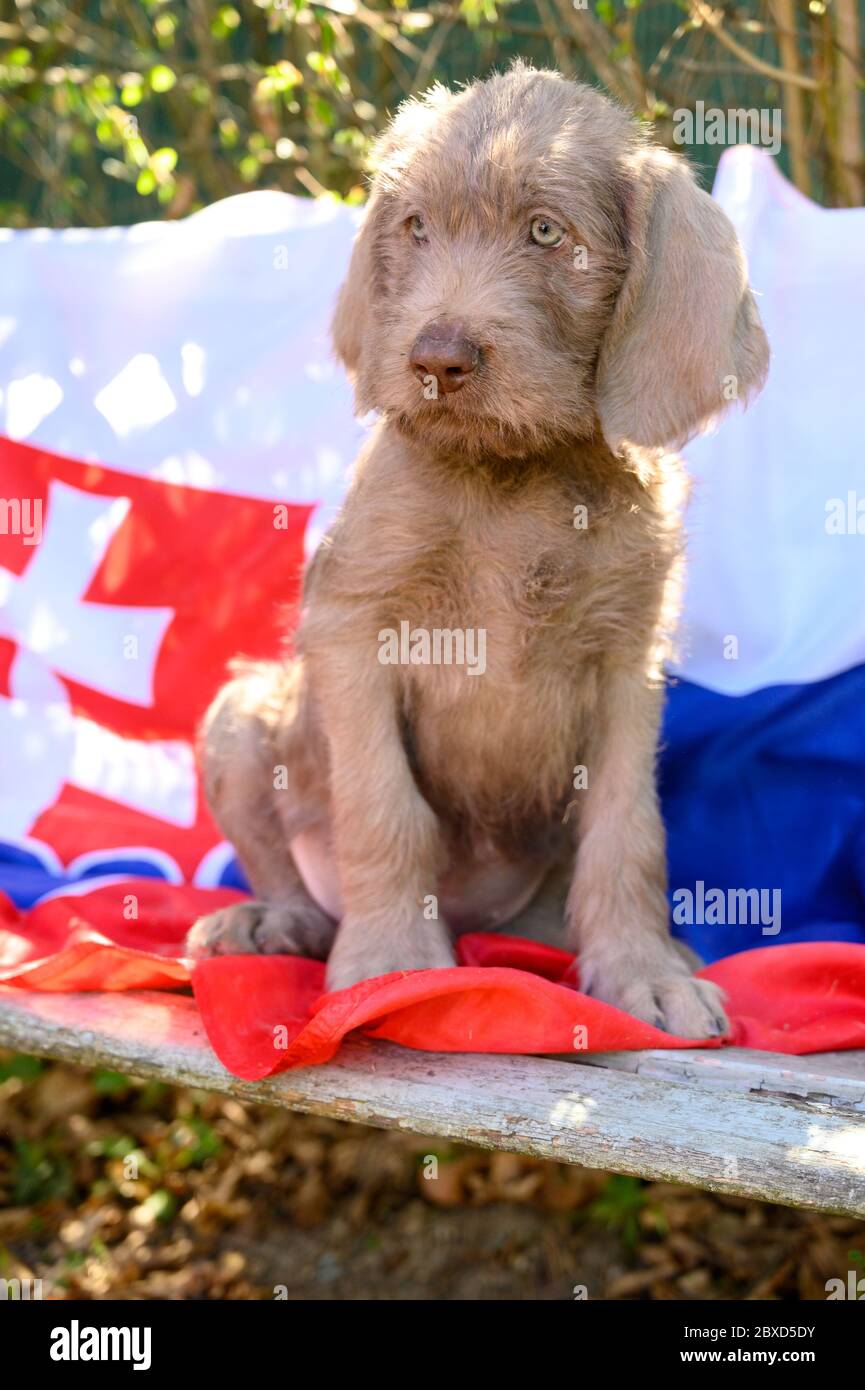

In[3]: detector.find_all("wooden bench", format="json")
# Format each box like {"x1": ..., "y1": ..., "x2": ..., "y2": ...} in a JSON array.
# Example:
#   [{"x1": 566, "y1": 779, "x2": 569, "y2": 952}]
[{"x1": 1, "y1": 983, "x2": 864, "y2": 1218}]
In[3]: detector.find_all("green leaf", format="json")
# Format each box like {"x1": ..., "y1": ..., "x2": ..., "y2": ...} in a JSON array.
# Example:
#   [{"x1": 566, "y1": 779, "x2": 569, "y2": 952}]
[
  {"x1": 587, "y1": 1175, "x2": 647, "y2": 1250},
  {"x1": 171, "y1": 1116, "x2": 222, "y2": 1169},
  {"x1": 306, "y1": 52, "x2": 331, "y2": 75},
  {"x1": 310, "y1": 95, "x2": 336, "y2": 128},
  {"x1": 95, "y1": 119, "x2": 119, "y2": 146},
  {"x1": 149, "y1": 65, "x2": 177, "y2": 94},
  {"x1": 212, "y1": 5, "x2": 242, "y2": 39},
  {"x1": 86, "y1": 1133, "x2": 138, "y2": 1158},
  {"x1": 136, "y1": 168, "x2": 157, "y2": 195},
  {"x1": 219, "y1": 117, "x2": 240, "y2": 148},
  {"x1": 91, "y1": 1068, "x2": 131, "y2": 1094},
  {"x1": 134, "y1": 1189, "x2": 176, "y2": 1225},
  {"x1": 13, "y1": 1139, "x2": 72, "y2": 1205},
  {"x1": 0, "y1": 1053, "x2": 43, "y2": 1082},
  {"x1": 127, "y1": 136, "x2": 149, "y2": 168},
  {"x1": 154, "y1": 14, "x2": 178, "y2": 43},
  {"x1": 266, "y1": 61, "x2": 302, "y2": 91},
  {"x1": 89, "y1": 74, "x2": 115, "y2": 104},
  {"x1": 150, "y1": 146, "x2": 178, "y2": 177}
]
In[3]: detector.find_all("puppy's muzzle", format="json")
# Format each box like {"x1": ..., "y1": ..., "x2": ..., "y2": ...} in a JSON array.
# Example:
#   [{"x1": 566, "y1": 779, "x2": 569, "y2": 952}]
[{"x1": 410, "y1": 321, "x2": 481, "y2": 394}]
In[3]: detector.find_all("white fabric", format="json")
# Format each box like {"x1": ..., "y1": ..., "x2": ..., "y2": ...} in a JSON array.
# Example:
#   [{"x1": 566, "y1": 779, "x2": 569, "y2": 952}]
[
  {"x1": 0, "y1": 190, "x2": 364, "y2": 551},
  {"x1": 675, "y1": 146, "x2": 865, "y2": 694}
]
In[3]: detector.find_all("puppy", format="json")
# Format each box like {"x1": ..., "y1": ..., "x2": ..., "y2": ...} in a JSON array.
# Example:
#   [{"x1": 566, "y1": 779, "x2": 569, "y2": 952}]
[{"x1": 188, "y1": 64, "x2": 768, "y2": 1038}]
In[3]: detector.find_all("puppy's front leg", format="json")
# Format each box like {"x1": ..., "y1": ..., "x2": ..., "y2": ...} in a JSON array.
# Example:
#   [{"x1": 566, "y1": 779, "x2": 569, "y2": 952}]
[
  {"x1": 315, "y1": 649, "x2": 454, "y2": 991},
  {"x1": 566, "y1": 666, "x2": 727, "y2": 1039}
]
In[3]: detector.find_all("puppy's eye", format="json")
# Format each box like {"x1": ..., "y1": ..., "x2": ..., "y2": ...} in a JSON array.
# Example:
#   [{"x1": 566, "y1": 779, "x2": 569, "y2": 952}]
[
  {"x1": 408, "y1": 214, "x2": 428, "y2": 242},
  {"x1": 530, "y1": 215, "x2": 565, "y2": 248}
]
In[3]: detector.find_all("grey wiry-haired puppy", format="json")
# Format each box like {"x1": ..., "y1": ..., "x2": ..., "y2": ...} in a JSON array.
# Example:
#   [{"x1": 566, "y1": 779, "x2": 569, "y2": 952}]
[{"x1": 188, "y1": 64, "x2": 768, "y2": 1038}]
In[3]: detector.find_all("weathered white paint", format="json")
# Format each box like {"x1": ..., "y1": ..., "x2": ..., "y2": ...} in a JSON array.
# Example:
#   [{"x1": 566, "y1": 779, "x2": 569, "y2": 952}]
[
  {"x1": 0, "y1": 985, "x2": 863, "y2": 1217},
  {"x1": 577, "y1": 1046, "x2": 865, "y2": 1111}
]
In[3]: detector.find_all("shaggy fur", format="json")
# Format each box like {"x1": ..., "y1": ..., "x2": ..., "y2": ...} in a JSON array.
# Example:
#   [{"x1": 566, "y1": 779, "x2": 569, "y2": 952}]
[{"x1": 187, "y1": 64, "x2": 769, "y2": 1038}]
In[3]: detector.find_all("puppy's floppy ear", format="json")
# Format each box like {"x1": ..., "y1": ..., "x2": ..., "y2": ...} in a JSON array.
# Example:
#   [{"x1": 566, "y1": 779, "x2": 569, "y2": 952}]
[
  {"x1": 331, "y1": 195, "x2": 379, "y2": 380},
  {"x1": 596, "y1": 147, "x2": 769, "y2": 453}
]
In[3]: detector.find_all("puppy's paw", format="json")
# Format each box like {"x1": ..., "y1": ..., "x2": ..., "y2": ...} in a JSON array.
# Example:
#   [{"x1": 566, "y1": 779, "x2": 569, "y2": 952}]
[
  {"x1": 581, "y1": 944, "x2": 728, "y2": 1040},
  {"x1": 186, "y1": 899, "x2": 336, "y2": 960},
  {"x1": 325, "y1": 915, "x2": 456, "y2": 992}
]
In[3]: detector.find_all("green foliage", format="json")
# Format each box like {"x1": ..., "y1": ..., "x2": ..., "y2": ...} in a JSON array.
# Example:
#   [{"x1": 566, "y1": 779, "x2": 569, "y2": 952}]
[
  {"x1": 133, "y1": 1188, "x2": 177, "y2": 1224},
  {"x1": 0, "y1": 3, "x2": 855, "y2": 223},
  {"x1": 0, "y1": 0, "x2": 710, "y2": 227},
  {"x1": 0, "y1": 0, "x2": 392, "y2": 226},
  {"x1": 12, "y1": 1137, "x2": 73, "y2": 1205},
  {"x1": 586, "y1": 1174, "x2": 648, "y2": 1250},
  {"x1": 166, "y1": 1115, "x2": 223, "y2": 1169},
  {"x1": 0, "y1": 1052, "x2": 43, "y2": 1082},
  {"x1": 91, "y1": 1068, "x2": 133, "y2": 1095}
]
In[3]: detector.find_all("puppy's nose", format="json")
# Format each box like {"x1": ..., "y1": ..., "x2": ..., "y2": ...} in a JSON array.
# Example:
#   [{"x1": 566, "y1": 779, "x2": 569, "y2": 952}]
[{"x1": 410, "y1": 323, "x2": 480, "y2": 394}]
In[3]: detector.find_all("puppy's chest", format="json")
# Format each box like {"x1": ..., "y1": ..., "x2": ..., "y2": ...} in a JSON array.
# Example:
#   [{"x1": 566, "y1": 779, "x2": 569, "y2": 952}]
[
  {"x1": 393, "y1": 518, "x2": 628, "y2": 681},
  {"x1": 391, "y1": 521, "x2": 612, "y2": 822}
]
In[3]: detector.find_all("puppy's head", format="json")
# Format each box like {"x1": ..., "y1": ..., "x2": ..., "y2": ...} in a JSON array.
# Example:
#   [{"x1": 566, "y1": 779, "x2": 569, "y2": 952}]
[{"x1": 333, "y1": 64, "x2": 768, "y2": 459}]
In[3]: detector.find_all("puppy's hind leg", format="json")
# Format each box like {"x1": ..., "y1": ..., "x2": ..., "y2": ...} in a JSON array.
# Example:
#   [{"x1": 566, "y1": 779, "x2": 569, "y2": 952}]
[{"x1": 186, "y1": 662, "x2": 337, "y2": 961}]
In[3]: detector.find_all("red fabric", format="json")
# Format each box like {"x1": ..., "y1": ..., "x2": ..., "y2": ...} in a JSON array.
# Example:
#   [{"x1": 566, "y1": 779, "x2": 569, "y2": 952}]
[{"x1": 1, "y1": 881, "x2": 864, "y2": 1081}]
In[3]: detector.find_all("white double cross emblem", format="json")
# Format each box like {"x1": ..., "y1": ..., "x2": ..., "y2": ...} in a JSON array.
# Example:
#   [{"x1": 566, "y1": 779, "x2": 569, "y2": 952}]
[{"x1": 0, "y1": 479, "x2": 196, "y2": 836}]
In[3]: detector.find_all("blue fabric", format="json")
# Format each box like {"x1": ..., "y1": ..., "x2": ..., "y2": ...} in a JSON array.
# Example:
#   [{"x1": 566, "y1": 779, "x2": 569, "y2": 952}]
[{"x1": 661, "y1": 661, "x2": 865, "y2": 961}]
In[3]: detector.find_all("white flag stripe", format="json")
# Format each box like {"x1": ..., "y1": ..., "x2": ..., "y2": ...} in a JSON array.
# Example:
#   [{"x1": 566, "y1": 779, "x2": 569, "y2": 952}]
[{"x1": 676, "y1": 147, "x2": 865, "y2": 694}]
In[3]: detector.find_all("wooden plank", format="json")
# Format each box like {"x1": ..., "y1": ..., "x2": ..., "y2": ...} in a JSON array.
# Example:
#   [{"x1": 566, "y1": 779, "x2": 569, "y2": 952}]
[
  {"x1": 1, "y1": 985, "x2": 864, "y2": 1216},
  {"x1": 577, "y1": 1047, "x2": 865, "y2": 1112}
]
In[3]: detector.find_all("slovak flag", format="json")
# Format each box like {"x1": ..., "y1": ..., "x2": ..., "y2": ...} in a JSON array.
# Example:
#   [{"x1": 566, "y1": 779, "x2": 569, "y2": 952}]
[{"x1": 1, "y1": 150, "x2": 864, "y2": 1075}]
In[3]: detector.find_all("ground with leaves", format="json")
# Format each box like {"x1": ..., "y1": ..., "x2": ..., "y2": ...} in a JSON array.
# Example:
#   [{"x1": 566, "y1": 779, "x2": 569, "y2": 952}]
[{"x1": 0, "y1": 1051, "x2": 863, "y2": 1301}]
